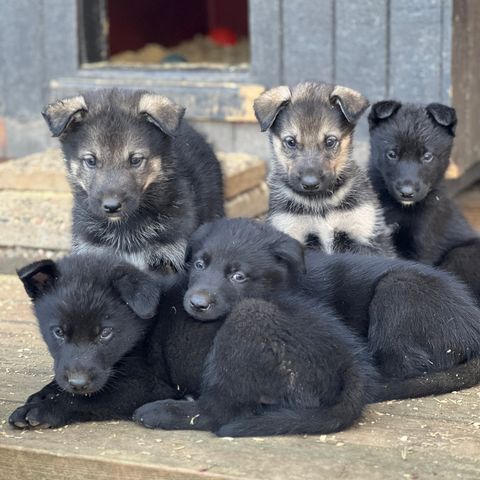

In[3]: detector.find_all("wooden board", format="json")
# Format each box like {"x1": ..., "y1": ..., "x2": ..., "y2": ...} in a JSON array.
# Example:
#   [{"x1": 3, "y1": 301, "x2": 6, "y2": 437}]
[{"x1": 0, "y1": 274, "x2": 479, "y2": 479}]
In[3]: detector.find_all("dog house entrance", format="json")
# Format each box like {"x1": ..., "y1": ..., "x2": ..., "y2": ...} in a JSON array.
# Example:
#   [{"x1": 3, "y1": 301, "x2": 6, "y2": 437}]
[{"x1": 79, "y1": 0, "x2": 249, "y2": 67}]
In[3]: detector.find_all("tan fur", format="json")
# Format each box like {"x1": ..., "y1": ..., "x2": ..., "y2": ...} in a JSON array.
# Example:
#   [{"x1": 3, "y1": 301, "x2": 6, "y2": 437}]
[
  {"x1": 143, "y1": 156, "x2": 163, "y2": 191},
  {"x1": 138, "y1": 93, "x2": 185, "y2": 135},
  {"x1": 45, "y1": 95, "x2": 87, "y2": 118}
]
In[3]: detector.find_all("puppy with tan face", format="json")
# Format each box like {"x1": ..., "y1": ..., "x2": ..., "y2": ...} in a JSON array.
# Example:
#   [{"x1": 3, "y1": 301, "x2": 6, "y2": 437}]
[
  {"x1": 43, "y1": 89, "x2": 224, "y2": 272},
  {"x1": 254, "y1": 82, "x2": 394, "y2": 256}
]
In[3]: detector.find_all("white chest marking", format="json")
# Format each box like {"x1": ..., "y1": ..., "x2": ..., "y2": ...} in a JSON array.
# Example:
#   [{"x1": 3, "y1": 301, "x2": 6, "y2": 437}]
[{"x1": 269, "y1": 203, "x2": 378, "y2": 253}]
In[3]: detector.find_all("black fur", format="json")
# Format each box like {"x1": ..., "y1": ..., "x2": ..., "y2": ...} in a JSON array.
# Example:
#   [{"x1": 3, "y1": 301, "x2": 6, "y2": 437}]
[
  {"x1": 134, "y1": 219, "x2": 480, "y2": 436},
  {"x1": 9, "y1": 255, "x2": 222, "y2": 429},
  {"x1": 368, "y1": 101, "x2": 480, "y2": 300},
  {"x1": 42, "y1": 89, "x2": 224, "y2": 272},
  {"x1": 135, "y1": 219, "x2": 377, "y2": 436}
]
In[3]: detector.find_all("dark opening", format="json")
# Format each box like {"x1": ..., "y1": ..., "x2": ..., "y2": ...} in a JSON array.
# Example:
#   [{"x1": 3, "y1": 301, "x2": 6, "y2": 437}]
[{"x1": 79, "y1": 0, "x2": 249, "y2": 66}]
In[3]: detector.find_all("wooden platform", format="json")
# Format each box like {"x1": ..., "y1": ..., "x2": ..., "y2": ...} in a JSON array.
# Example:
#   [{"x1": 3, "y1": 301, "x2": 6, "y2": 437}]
[{"x1": 0, "y1": 275, "x2": 479, "y2": 479}]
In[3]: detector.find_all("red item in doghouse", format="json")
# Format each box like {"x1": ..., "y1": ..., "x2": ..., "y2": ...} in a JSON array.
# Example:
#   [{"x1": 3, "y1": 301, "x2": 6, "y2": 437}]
[{"x1": 208, "y1": 28, "x2": 238, "y2": 46}]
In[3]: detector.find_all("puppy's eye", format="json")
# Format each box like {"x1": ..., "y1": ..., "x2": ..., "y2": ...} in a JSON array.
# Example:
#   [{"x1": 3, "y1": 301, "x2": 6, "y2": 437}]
[
  {"x1": 99, "y1": 327, "x2": 113, "y2": 341},
  {"x1": 386, "y1": 150, "x2": 398, "y2": 161},
  {"x1": 83, "y1": 154, "x2": 97, "y2": 169},
  {"x1": 231, "y1": 271, "x2": 247, "y2": 283},
  {"x1": 51, "y1": 326, "x2": 65, "y2": 340},
  {"x1": 194, "y1": 259, "x2": 206, "y2": 270},
  {"x1": 283, "y1": 136, "x2": 297, "y2": 149},
  {"x1": 423, "y1": 152, "x2": 433, "y2": 163},
  {"x1": 325, "y1": 136, "x2": 338, "y2": 149},
  {"x1": 130, "y1": 154, "x2": 145, "y2": 167}
]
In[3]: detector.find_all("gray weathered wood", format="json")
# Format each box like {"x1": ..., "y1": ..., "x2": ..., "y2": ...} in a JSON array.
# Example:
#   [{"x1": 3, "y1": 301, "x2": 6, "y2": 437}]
[
  {"x1": 282, "y1": 0, "x2": 334, "y2": 84},
  {"x1": 249, "y1": 0, "x2": 283, "y2": 85},
  {"x1": 335, "y1": 0, "x2": 388, "y2": 101},
  {"x1": 389, "y1": 0, "x2": 445, "y2": 102}
]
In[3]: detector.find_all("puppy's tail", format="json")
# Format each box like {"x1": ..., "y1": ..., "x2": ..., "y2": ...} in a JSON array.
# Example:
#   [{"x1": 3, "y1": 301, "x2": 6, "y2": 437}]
[
  {"x1": 216, "y1": 366, "x2": 369, "y2": 437},
  {"x1": 374, "y1": 357, "x2": 480, "y2": 402},
  {"x1": 215, "y1": 402, "x2": 362, "y2": 438}
]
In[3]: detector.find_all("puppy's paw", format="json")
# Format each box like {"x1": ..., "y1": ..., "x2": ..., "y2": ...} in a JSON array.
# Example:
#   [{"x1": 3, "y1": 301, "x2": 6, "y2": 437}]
[
  {"x1": 133, "y1": 399, "x2": 205, "y2": 430},
  {"x1": 9, "y1": 400, "x2": 67, "y2": 429}
]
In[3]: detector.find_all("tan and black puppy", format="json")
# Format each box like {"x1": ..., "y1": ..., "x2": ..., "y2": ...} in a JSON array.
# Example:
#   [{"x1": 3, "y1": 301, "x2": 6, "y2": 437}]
[
  {"x1": 254, "y1": 82, "x2": 393, "y2": 256},
  {"x1": 43, "y1": 89, "x2": 224, "y2": 272}
]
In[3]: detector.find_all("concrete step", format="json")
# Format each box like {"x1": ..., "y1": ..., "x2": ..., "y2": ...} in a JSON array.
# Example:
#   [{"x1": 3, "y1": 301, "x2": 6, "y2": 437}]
[{"x1": 0, "y1": 149, "x2": 269, "y2": 273}]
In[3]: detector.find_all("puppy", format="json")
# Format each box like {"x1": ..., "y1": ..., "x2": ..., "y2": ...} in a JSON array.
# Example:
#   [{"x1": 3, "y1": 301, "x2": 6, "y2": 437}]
[
  {"x1": 133, "y1": 218, "x2": 480, "y2": 436},
  {"x1": 254, "y1": 82, "x2": 393, "y2": 256},
  {"x1": 10, "y1": 248, "x2": 374, "y2": 438},
  {"x1": 368, "y1": 101, "x2": 480, "y2": 300},
  {"x1": 135, "y1": 219, "x2": 377, "y2": 437},
  {"x1": 42, "y1": 89, "x2": 224, "y2": 272},
  {"x1": 9, "y1": 255, "x2": 222, "y2": 429}
]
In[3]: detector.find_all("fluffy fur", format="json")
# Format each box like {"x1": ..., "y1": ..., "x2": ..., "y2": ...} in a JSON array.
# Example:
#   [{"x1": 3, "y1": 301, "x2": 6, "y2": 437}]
[
  {"x1": 42, "y1": 89, "x2": 224, "y2": 272},
  {"x1": 135, "y1": 219, "x2": 377, "y2": 437},
  {"x1": 134, "y1": 219, "x2": 480, "y2": 436},
  {"x1": 9, "y1": 255, "x2": 222, "y2": 429},
  {"x1": 255, "y1": 82, "x2": 393, "y2": 256},
  {"x1": 368, "y1": 101, "x2": 480, "y2": 300}
]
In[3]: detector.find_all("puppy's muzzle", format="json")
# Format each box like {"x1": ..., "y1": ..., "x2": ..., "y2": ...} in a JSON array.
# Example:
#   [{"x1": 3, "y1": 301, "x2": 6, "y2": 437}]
[
  {"x1": 102, "y1": 197, "x2": 123, "y2": 214},
  {"x1": 188, "y1": 291, "x2": 215, "y2": 312}
]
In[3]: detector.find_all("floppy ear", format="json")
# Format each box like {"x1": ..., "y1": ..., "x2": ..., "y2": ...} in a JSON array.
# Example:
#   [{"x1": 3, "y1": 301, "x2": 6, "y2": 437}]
[
  {"x1": 138, "y1": 93, "x2": 186, "y2": 136},
  {"x1": 368, "y1": 100, "x2": 402, "y2": 129},
  {"x1": 330, "y1": 85, "x2": 369, "y2": 124},
  {"x1": 185, "y1": 222, "x2": 215, "y2": 264},
  {"x1": 112, "y1": 265, "x2": 160, "y2": 319},
  {"x1": 42, "y1": 95, "x2": 88, "y2": 137},
  {"x1": 426, "y1": 103, "x2": 457, "y2": 135},
  {"x1": 271, "y1": 236, "x2": 306, "y2": 274},
  {"x1": 17, "y1": 259, "x2": 58, "y2": 300},
  {"x1": 253, "y1": 86, "x2": 292, "y2": 132}
]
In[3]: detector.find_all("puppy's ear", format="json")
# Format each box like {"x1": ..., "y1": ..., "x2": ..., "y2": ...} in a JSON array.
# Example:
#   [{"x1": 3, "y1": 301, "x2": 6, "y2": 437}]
[
  {"x1": 138, "y1": 93, "x2": 186, "y2": 136},
  {"x1": 17, "y1": 259, "x2": 58, "y2": 300},
  {"x1": 185, "y1": 222, "x2": 215, "y2": 264},
  {"x1": 42, "y1": 96, "x2": 88, "y2": 137},
  {"x1": 368, "y1": 100, "x2": 402, "y2": 129},
  {"x1": 426, "y1": 103, "x2": 457, "y2": 135},
  {"x1": 253, "y1": 86, "x2": 292, "y2": 132},
  {"x1": 112, "y1": 265, "x2": 160, "y2": 319},
  {"x1": 271, "y1": 236, "x2": 306, "y2": 274},
  {"x1": 330, "y1": 85, "x2": 369, "y2": 124}
]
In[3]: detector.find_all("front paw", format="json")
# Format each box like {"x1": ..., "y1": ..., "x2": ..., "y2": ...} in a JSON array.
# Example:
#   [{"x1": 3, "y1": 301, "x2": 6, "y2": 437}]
[
  {"x1": 133, "y1": 399, "x2": 204, "y2": 430},
  {"x1": 9, "y1": 399, "x2": 67, "y2": 429}
]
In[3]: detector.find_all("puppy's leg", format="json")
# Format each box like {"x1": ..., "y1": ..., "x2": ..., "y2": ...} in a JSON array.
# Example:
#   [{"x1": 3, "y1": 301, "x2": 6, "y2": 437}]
[
  {"x1": 9, "y1": 370, "x2": 178, "y2": 429},
  {"x1": 369, "y1": 268, "x2": 480, "y2": 378}
]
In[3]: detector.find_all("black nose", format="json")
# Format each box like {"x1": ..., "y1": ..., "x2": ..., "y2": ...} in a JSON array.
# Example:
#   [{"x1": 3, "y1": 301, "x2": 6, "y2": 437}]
[
  {"x1": 189, "y1": 292, "x2": 213, "y2": 311},
  {"x1": 397, "y1": 184, "x2": 415, "y2": 199},
  {"x1": 103, "y1": 198, "x2": 122, "y2": 214},
  {"x1": 301, "y1": 175, "x2": 321, "y2": 191},
  {"x1": 67, "y1": 372, "x2": 89, "y2": 390}
]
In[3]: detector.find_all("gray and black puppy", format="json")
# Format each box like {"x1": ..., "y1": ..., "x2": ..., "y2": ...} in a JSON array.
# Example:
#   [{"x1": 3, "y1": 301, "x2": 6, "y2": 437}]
[
  {"x1": 43, "y1": 89, "x2": 224, "y2": 272},
  {"x1": 254, "y1": 82, "x2": 393, "y2": 256}
]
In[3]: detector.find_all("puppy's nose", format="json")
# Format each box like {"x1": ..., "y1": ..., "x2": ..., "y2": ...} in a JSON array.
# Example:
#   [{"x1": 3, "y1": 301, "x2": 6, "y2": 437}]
[
  {"x1": 301, "y1": 175, "x2": 321, "y2": 191},
  {"x1": 189, "y1": 292, "x2": 214, "y2": 311},
  {"x1": 67, "y1": 372, "x2": 89, "y2": 390},
  {"x1": 397, "y1": 184, "x2": 415, "y2": 199},
  {"x1": 103, "y1": 198, "x2": 122, "y2": 214}
]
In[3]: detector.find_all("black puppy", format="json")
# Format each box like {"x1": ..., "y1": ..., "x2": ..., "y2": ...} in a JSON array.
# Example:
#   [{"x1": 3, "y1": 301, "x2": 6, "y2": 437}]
[
  {"x1": 254, "y1": 82, "x2": 393, "y2": 256},
  {"x1": 9, "y1": 255, "x2": 222, "y2": 429},
  {"x1": 133, "y1": 218, "x2": 480, "y2": 436},
  {"x1": 368, "y1": 100, "x2": 480, "y2": 300},
  {"x1": 9, "y1": 251, "x2": 375, "y2": 437},
  {"x1": 134, "y1": 220, "x2": 377, "y2": 437},
  {"x1": 43, "y1": 89, "x2": 224, "y2": 272}
]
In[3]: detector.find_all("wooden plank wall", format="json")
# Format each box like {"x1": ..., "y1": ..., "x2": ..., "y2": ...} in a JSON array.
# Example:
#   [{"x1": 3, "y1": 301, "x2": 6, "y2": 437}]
[{"x1": 275, "y1": 0, "x2": 452, "y2": 105}]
